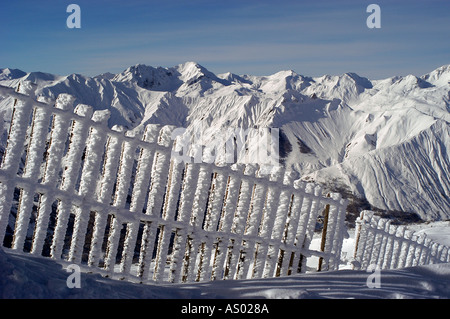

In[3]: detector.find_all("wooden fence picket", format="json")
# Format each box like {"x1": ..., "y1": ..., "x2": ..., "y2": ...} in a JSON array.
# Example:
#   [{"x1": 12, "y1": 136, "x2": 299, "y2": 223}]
[
  {"x1": 0, "y1": 87, "x2": 349, "y2": 284},
  {"x1": 353, "y1": 211, "x2": 450, "y2": 271}
]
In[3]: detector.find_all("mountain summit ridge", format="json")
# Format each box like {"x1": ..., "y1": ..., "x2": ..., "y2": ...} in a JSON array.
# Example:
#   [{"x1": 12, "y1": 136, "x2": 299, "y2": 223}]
[{"x1": 0, "y1": 62, "x2": 449, "y2": 220}]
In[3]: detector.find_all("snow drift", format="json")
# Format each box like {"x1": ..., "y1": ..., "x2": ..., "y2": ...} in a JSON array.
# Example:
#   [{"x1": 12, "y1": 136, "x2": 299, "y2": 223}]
[{"x1": 1, "y1": 244, "x2": 450, "y2": 299}]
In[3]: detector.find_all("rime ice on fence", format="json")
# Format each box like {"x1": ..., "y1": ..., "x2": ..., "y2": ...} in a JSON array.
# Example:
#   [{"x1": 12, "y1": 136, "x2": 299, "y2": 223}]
[
  {"x1": 0, "y1": 86, "x2": 348, "y2": 284},
  {"x1": 353, "y1": 211, "x2": 450, "y2": 270},
  {"x1": 0, "y1": 95, "x2": 34, "y2": 243}
]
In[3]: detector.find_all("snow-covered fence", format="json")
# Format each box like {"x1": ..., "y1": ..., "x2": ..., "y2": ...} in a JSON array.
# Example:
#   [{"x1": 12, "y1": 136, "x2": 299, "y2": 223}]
[
  {"x1": 352, "y1": 211, "x2": 450, "y2": 270},
  {"x1": 0, "y1": 86, "x2": 348, "y2": 284}
]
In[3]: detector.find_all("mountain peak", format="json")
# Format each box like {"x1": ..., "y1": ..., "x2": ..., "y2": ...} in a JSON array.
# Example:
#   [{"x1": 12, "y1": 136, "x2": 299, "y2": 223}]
[
  {"x1": 175, "y1": 61, "x2": 208, "y2": 81},
  {"x1": 421, "y1": 64, "x2": 450, "y2": 86},
  {"x1": 112, "y1": 64, "x2": 179, "y2": 90},
  {"x1": 342, "y1": 72, "x2": 373, "y2": 89},
  {"x1": 0, "y1": 68, "x2": 27, "y2": 81},
  {"x1": 111, "y1": 62, "x2": 228, "y2": 92},
  {"x1": 1, "y1": 63, "x2": 449, "y2": 219},
  {"x1": 174, "y1": 61, "x2": 226, "y2": 86},
  {"x1": 176, "y1": 61, "x2": 204, "y2": 71}
]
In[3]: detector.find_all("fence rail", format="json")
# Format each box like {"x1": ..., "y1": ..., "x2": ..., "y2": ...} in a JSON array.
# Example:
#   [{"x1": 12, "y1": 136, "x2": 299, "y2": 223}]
[
  {"x1": 0, "y1": 85, "x2": 347, "y2": 284},
  {"x1": 352, "y1": 211, "x2": 450, "y2": 270}
]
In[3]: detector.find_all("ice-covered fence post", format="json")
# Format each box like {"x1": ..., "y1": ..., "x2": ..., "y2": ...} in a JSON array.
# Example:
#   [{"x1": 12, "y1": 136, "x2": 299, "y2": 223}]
[
  {"x1": 31, "y1": 94, "x2": 75, "y2": 256},
  {"x1": 263, "y1": 170, "x2": 296, "y2": 278},
  {"x1": 329, "y1": 194, "x2": 347, "y2": 270},
  {"x1": 87, "y1": 125, "x2": 123, "y2": 267},
  {"x1": 203, "y1": 169, "x2": 228, "y2": 233},
  {"x1": 405, "y1": 232, "x2": 420, "y2": 267},
  {"x1": 430, "y1": 242, "x2": 441, "y2": 264},
  {"x1": 103, "y1": 128, "x2": 142, "y2": 276},
  {"x1": 318, "y1": 193, "x2": 346, "y2": 272},
  {"x1": 193, "y1": 165, "x2": 228, "y2": 281},
  {"x1": 375, "y1": 219, "x2": 391, "y2": 269},
  {"x1": 289, "y1": 181, "x2": 311, "y2": 274},
  {"x1": 251, "y1": 166, "x2": 284, "y2": 279},
  {"x1": 426, "y1": 243, "x2": 435, "y2": 264},
  {"x1": 191, "y1": 170, "x2": 221, "y2": 281},
  {"x1": 198, "y1": 165, "x2": 228, "y2": 282},
  {"x1": 226, "y1": 164, "x2": 257, "y2": 280},
  {"x1": 422, "y1": 235, "x2": 435, "y2": 265},
  {"x1": 11, "y1": 104, "x2": 52, "y2": 251},
  {"x1": 439, "y1": 245, "x2": 448, "y2": 263},
  {"x1": 432, "y1": 244, "x2": 442, "y2": 264},
  {"x1": 146, "y1": 125, "x2": 175, "y2": 217},
  {"x1": 420, "y1": 237, "x2": 433, "y2": 265},
  {"x1": 129, "y1": 125, "x2": 160, "y2": 214},
  {"x1": 154, "y1": 139, "x2": 184, "y2": 283},
  {"x1": 352, "y1": 211, "x2": 364, "y2": 269},
  {"x1": 68, "y1": 109, "x2": 110, "y2": 264},
  {"x1": 365, "y1": 213, "x2": 380, "y2": 269},
  {"x1": 293, "y1": 183, "x2": 317, "y2": 273},
  {"x1": 60, "y1": 105, "x2": 94, "y2": 192},
  {"x1": 439, "y1": 247, "x2": 448, "y2": 263},
  {"x1": 352, "y1": 211, "x2": 372, "y2": 270},
  {"x1": 361, "y1": 215, "x2": 381, "y2": 269},
  {"x1": 50, "y1": 104, "x2": 94, "y2": 260},
  {"x1": 136, "y1": 125, "x2": 174, "y2": 281},
  {"x1": 361, "y1": 215, "x2": 379, "y2": 268},
  {"x1": 102, "y1": 128, "x2": 134, "y2": 275},
  {"x1": 190, "y1": 165, "x2": 214, "y2": 230},
  {"x1": 119, "y1": 124, "x2": 160, "y2": 278},
  {"x1": 386, "y1": 223, "x2": 401, "y2": 269},
  {"x1": 153, "y1": 127, "x2": 186, "y2": 282},
  {"x1": 237, "y1": 165, "x2": 269, "y2": 279},
  {"x1": 105, "y1": 124, "x2": 167, "y2": 278},
  {"x1": 184, "y1": 163, "x2": 215, "y2": 282},
  {"x1": 414, "y1": 233, "x2": 430, "y2": 266},
  {"x1": 399, "y1": 228, "x2": 413, "y2": 267},
  {"x1": 369, "y1": 217, "x2": 387, "y2": 268},
  {"x1": 0, "y1": 88, "x2": 34, "y2": 243},
  {"x1": 168, "y1": 162, "x2": 200, "y2": 283},
  {"x1": 318, "y1": 194, "x2": 330, "y2": 271},
  {"x1": 278, "y1": 180, "x2": 307, "y2": 277},
  {"x1": 444, "y1": 247, "x2": 450, "y2": 263},
  {"x1": 393, "y1": 226, "x2": 412, "y2": 269},
  {"x1": 113, "y1": 131, "x2": 141, "y2": 208},
  {"x1": 412, "y1": 233, "x2": 427, "y2": 267},
  {"x1": 210, "y1": 164, "x2": 245, "y2": 281},
  {"x1": 435, "y1": 243, "x2": 445, "y2": 263},
  {"x1": 443, "y1": 247, "x2": 450, "y2": 263},
  {"x1": 380, "y1": 222, "x2": 395, "y2": 269}
]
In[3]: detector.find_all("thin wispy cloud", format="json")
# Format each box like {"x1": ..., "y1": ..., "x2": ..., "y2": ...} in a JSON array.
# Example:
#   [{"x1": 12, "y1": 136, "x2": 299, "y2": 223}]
[{"x1": 1, "y1": 0, "x2": 449, "y2": 79}]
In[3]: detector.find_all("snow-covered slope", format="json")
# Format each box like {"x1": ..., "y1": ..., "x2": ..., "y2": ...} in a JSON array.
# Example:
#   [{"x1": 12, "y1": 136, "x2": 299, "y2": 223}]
[
  {"x1": 2, "y1": 222, "x2": 450, "y2": 299},
  {"x1": 0, "y1": 62, "x2": 449, "y2": 220}
]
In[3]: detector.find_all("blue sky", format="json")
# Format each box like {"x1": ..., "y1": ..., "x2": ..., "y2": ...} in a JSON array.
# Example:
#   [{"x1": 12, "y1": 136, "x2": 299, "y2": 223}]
[{"x1": 1, "y1": 0, "x2": 449, "y2": 79}]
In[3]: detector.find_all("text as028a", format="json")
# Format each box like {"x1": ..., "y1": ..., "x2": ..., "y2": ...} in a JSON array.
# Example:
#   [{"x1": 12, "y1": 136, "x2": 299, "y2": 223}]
[{"x1": 225, "y1": 303, "x2": 269, "y2": 314}]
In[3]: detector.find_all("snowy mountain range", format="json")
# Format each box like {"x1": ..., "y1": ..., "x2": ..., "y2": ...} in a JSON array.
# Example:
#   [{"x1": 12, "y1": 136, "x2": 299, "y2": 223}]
[{"x1": 0, "y1": 62, "x2": 449, "y2": 221}]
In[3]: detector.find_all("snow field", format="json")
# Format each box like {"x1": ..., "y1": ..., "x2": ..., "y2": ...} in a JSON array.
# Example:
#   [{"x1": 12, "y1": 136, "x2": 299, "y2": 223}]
[{"x1": 1, "y1": 222, "x2": 449, "y2": 299}]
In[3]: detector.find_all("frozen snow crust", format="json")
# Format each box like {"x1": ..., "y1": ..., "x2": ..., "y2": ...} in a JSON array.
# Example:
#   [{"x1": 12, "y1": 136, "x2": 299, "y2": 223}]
[
  {"x1": 0, "y1": 62, "x2": 449, "y2": 219},
  {"x1": 1, "y1": 246, "x2": 449, "y2": 299}
]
